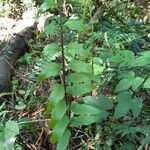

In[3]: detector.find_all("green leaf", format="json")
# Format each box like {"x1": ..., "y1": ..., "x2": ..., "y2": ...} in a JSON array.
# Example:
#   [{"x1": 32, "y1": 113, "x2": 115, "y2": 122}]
[
  {"x1": 67, "y1": 72, "x2": 93, "y2": 84},
  {"x1": 65, "y1": 19, "x2": 87, "y2": 32},
  {"x1": 115, "y1": 78, "x2": 133, "y2": 92},
  {"x1": 70, "y1": 113, "x2": 107, "y2": 127},
  {"x1": 68, "y1": 59, "x2": 92, "y2": 73},
  {"x1": 65, "y1": 42, "x2": 87, "y2": 56},
  {"x1": 98, "y1": 94, "x2": 112, "y2": 110},
  {"x1": 114, "y1": 91, "x2": 132, "y2": 119},
  {"x1": 143, "y1": 78, "x2": 150, "y2": 88},
  {"x1": 57, "y1": 129, "x2": 71, "y2": 150},
  {"x1": 44, "y1": 21, "x2": 58, "y2": 36},
  {"x1": 110, "y1": 50, "x2": 135, "y2": 66},
  {"x1": 132, "y1": 52, "x2": 150, "y2": 67},
  {"x1": 43, "y1": 43, "x2": 59, "y2": 58},
  {"x1": 118, "y1": 71, "x2": 135, "y2": 79},
  {"x1": 4, "y1": 121, "x2": 19, "y2": 140},
  {"x1": 47, "y1": 84, "x2": 64, "y2": 111},
  {"x1": 139, "y1": 51, "x2": 150, "y2": 57},
  {"x1": 115, "y1": 76, "x2": 143, "y2": 92},
  {"x1": 15, "y1": 101, "x2": 26, "y2": 110},
  {"x1": 20, "y1": 53, "x2": 33, "y2": 64},
  {"x1": 132, "y1": 77, "x2": 144, "y2": 91},
  {"x1": 38, "y1": 62, "x2": 60, "y2": 81},
  {"x1": 83, "y1": 96, "x2": 97, "y2": 106},
  {"x1": 67, "y1": 83, "x2": 94, "y2": 96},
  {"x1": 40, "y1": 0, "x2": 56, "y2": 12},
  {"x1": 71, "y1": 102, "x2": 102, "y2": 115},
  {"x1": 93, "y1": 64, "x2": 105, "y2": 75},
  {"x1": 130, "y1": 98, "x2": 142, "y2": 118},
  {"x1": 142, "y1": 135, "x2": 150, "y2": 145},
  {"x1": 51, "y1": 115, "x2": 69, "y2": 143},
  {"x1": 50, "y1": 101, "x2": 67, "y2": 129}
]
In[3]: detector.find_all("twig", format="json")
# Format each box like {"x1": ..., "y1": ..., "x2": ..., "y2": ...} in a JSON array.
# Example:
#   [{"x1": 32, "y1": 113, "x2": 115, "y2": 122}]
[
  {"x1": 18, "y1": 118, "x2": 50, "y2": 125},
  {"x1": 35, "y1": 128, "x2": 44, "y2": 147},
  {"x1": 0, "y1": 92, "x2": 13, "y2": 98}
]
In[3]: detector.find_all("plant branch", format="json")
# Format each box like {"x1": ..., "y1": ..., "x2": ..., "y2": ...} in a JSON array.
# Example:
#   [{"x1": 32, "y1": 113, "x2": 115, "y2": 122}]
[{"x1": 58, "y1": 0, "x2": 68, "y2": 103}]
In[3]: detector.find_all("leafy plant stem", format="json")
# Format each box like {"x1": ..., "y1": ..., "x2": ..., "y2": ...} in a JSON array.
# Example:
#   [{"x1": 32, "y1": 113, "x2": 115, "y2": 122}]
[
  {"x1": 58, "y1": 0, "x2": 71, "y2": 122},
  {"x1": 58, "y1": 0, "x2": 67, "y2": 100}
]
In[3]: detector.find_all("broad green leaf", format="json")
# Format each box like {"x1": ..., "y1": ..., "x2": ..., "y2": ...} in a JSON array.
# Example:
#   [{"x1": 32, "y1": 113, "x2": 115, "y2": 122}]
[
  {"x1": 110, "y1": 50, "x2": 135, "y2": 66},
  {"x1": 15, "y1": 101, "x2": 26, "y2": 110},
  {"x1": 93, "y1": 58, "x2": 104, "y2": 75},
  {"x1": 98, "y1": 94, "x2": 112, "y2": 110},
  {"x1": 109, "y1": 52, "x2": 124, "y2": 63},
  {"x1": 65, "y1": 19, "x2": 87, "y2": 32},
  {"x1": 68, "y1": 59, "x2": 92, "y2": 73},
  {"x1": 51, "y1": 101, "x2": 67, "y2": 122},
  {"x1": 143, "y1": 78, "x2": 150, "y2": 88},
  {"x1": 142, "y1": 135, "x2": 150, "y2": 145},
  {"x1": 3, "y1": 137, "x2": 16, "y2": 149},
  {"x1": 40, "y1": 0, "x2": 56, "y2": 12},
  {"x1": 114, "y1": 101, "x2": 131, "y2": 119},
  {"x1": 51, "y1": 115, "x2": 69, "y2": 143},
  {"x1": 4, "y1": 121, "x2": 19, "y2": 140},
  {"x1": 119, "y1": 50, "x2": 135, "y2": 66},
  {"x1": 130, "y1": 98, "x2": 142, "y2": 118},
  {"x1": 118, "y1": 71, "x2": 135, "y2": 79},
  {"x1": 132, "y1": 52, "x2": 150, "y2": 67},
  {"x1": 83, "y1": 95, "x2": 112, "y2": 111},
  {"x1": 132, "y1": 77, "x2": 144, "y2": 91},
  {"x1": 65, "y1": 42, "x2": 86, "y2": 56},
  {"x1": 67, "y1": 72, "x2": 93, "y2": 84},
  {"x1": 38, "y1": 62, "x2": 60, "y2": 81},
  {"x1": 115, "y1": 76, "x2": 143, "y2": 92},
  {"x1": 93, "y1": 64, "x2": 105, "y2": 75},
  {"x1": 133, "y1": 58, "x2": 150, "y2": 67},
  {"x1": 57, "y1": 129, "x2": 71, "y2": 150},
  {"x1": 71, "y1": 102, "x2": 102, "y2": 115},
  {"x1": 115, "y1": 78, "x2": 133, "y2": 92},
  {"x1": 70, "y1": 113, "x2": 107, "y2": 127},
  {"x1": 116, "y1": 91, "x2": 132, "y2": 103},
  {"x1": 20, "y1": 53, "x2": 33, "y2": 64},
  {"x1": 114, "y1": 92, "x2": 132, "y2": 119},
  {"x1": 67, "y1": 83, "x2": 94, "y2": 96},
  {"x1": 83, "y1": 96, "x2": 97, "y2": 107},
  {"x1": 139, "y1": 51, "x2": 150, "y2": 57},
  {"x1": 43, "y1": 43, "x2": 59, "y2": 58},
  {"x1": 47, "y1": 84, "x2": 64, "y2": 111},
  {"x1": 44, "y1": 21, "x2": 58, "y2": 36}
]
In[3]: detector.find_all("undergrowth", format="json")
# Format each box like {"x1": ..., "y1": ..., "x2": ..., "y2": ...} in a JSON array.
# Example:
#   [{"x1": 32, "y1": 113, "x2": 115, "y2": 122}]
[{"x1": 0, "y1": 0, "x2": 150, "y2": 150}]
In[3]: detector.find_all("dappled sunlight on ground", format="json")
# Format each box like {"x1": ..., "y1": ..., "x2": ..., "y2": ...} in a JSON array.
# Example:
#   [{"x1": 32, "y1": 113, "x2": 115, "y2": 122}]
[{"x1": 0, "y1": 9, "x2": 36, "y2": 42}]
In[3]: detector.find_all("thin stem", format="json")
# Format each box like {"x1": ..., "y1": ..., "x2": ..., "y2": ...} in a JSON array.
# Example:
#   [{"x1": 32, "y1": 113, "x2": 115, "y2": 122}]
[
  {"x1": 58, "y1": 4, "x2": 71, "y2": 150},
  {"x1": 58, "y1": 0, "x2": 67, "y2": 102}
]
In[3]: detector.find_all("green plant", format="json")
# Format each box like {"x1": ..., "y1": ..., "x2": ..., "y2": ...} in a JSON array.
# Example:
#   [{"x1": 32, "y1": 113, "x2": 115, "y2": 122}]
[
  {"x1": 35, "y1": 0, "x2": 150, "y2": 149},
  {"x1": 0, "y1": 102, "x2": 20, "y2": 150},
  {"x1": 1, "y1": 0, "x2": 147, "y2": 149}
]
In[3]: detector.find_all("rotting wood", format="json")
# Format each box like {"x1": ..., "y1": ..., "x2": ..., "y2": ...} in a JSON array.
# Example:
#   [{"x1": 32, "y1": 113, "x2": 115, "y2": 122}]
[{"x1": 0, "y1": 24, "x2": 36, "y2": 94}]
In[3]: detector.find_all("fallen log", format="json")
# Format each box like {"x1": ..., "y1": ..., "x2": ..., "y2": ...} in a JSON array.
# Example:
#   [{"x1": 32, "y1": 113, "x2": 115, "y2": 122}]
[{"x1": 0, "y1": 25, "x2": 36, "y2": 93}]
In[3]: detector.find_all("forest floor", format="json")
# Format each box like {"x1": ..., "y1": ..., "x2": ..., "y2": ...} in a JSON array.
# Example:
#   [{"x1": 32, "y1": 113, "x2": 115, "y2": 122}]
[{"x1": 0, "y1": 7, "x2": 52, "y2": 149}]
